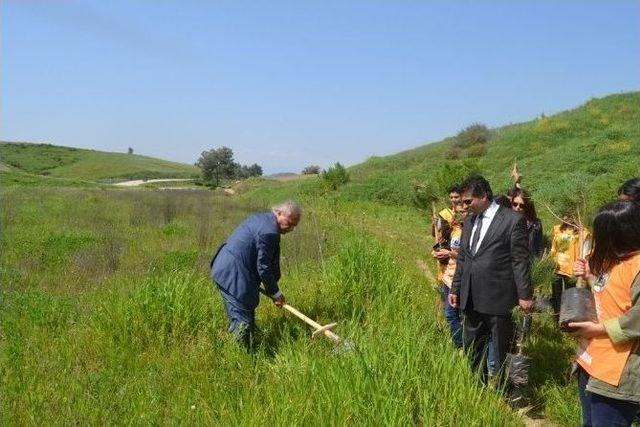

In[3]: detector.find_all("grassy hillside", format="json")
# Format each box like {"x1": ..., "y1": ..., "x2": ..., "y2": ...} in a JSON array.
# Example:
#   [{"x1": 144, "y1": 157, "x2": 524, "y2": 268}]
[
  {"x1": 0, "y1": 142, "x2": 199, "y2": 182},
  {"x1": 342, "y1": 92, "x2": 640, "y2": 221}
]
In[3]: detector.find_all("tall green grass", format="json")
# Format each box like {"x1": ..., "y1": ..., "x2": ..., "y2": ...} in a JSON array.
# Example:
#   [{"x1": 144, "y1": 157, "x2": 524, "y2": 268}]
[{"x1": 1, "y1": 187, "x2": 525, "y2": 425}]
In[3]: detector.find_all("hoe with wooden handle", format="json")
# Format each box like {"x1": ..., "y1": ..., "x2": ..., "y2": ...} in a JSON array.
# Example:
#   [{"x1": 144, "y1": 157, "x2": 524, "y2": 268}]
[{"x1": 259, "y1": 288, "x2": 342, "y2": 344}]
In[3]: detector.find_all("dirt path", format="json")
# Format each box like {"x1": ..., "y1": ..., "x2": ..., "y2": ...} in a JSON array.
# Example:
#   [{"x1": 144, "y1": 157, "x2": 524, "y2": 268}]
[
  {"x1": 520, "y1": 410, "x2": 558, "y2": 427},
  {"x1": 113, "y1": 178, "x2": 194, "y2": 187}
]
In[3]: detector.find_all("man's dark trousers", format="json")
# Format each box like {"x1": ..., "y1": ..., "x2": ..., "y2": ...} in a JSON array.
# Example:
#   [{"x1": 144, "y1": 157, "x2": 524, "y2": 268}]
[
  {"x1": 463, "y1": 299, "x2": 515, "y2": 381},
  {"x1": 216, "y1": 282, "x2": 255, "y2": 349}
]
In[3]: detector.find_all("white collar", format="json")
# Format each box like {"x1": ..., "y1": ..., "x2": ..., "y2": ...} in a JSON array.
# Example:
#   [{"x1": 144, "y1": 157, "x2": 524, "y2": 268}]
[{"x1": 479, "y1": 200, "x2": 500, "y2": 221}]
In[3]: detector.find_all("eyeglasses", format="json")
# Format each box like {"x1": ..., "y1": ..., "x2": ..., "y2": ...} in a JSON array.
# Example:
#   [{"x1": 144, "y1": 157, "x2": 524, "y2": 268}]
[
  {"x1": 462, "y1": 199, "x2": 473, "y2": 206},
  {"x1": 512, "y1": 202, "x2": 525, "y2": 208}
]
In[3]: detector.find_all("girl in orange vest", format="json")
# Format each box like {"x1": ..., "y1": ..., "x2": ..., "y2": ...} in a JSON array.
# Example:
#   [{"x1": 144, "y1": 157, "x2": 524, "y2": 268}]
[{"x1": 570, "y1": 201, "x2": 640, "y2": 427}]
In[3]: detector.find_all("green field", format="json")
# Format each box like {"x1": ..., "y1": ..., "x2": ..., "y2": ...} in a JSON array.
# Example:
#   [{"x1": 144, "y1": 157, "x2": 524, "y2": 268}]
[
  {"x1": 1, "y1": 187, "x2": 529, "y2": 426},
  {"x1": 2, "y1": 92, "x2": 639, "y2": 425},
  {"x1": 0, "y1": 142, "x2": 199, "y2": 182}
]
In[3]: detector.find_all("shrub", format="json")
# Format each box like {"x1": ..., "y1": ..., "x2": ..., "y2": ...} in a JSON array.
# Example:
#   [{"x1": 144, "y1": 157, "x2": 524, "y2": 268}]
[
  {"x1": 454, "y1": 123, "x2": 491, "y2": 149},
  {"x1": 410, "y1": 180, "x2": 439, "y2": 210},
  {"x1": 465, "y1": 143, "x2": 487, "y2": 158},
  {"x1": 321, "y1": 162, "x2": 350, "y2": 190},
  {"x1": 531, "y1": 255, "x2": 557, "y2": 295},
  {"x1": 432, "y1": 160, "x2": 481, "y2": 194},
  {"x1": 444, "y1": 146, "x2": 461, "y2": 160}
]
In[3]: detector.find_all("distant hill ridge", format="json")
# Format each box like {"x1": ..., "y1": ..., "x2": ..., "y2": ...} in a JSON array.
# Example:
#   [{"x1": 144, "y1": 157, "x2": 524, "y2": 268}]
[{"x1": 0, "y1": 141, "x2": 199, "y2": 182}]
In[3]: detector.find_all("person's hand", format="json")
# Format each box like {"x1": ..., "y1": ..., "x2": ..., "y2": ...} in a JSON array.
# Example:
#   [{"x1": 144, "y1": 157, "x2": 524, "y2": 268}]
[
  {"x1": 434, "y1": 249, "x2": 451, "y2": 260},
  {"x1": 518, "y1": 298, "x2": 534, "y2": 313},
  {"x1": 448, "y1": 293, "x2": 458, "y2": 309},
  {"x1": 566, "y1": 321, "x2": 606, "y2": 339},
  {"x1": 272, "y1": 294, "x2": 285, "y2": 308},
  {"x1": 573, "y1": 259, "x2": 590, "y2": 280}
]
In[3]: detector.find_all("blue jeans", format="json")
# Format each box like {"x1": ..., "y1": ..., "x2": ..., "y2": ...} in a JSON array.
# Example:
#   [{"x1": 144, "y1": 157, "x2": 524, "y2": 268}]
[
  {"x1": 578, "y1": 366, "x2": 639, "y2": 427},
  {"x1": 487, "y1": 337, "x2": 497, "y2": 375},
  {"x1": 440, "y1": 286, "x2": 463, "y2": 348},
  {"x1": 216, "y1": 283, "x2": 256, "y2": 350}
]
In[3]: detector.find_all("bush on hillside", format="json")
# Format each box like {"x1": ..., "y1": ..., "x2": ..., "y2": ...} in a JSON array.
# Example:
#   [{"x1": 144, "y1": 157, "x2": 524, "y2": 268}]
[
  {"x1": 410, "y1": 160, "x2": 481, "y2": 209},
  {"x1": 444, "y1": 146, "x2": 461, "y2": 160},
  {"x1": 454, "y1": 123, "x2": 491, "y2": 149},
  {"x1": 466, "y1": 143, "x2": 487, "y2": 158},
  {"x1": 433, "y1": 160, "x2": 482, "y2": 195},
  {"x1": 321, "y1": 162, "x2": 350, "y2": 190},
  {"x1": 411, "y1": 180, "x2": 439, "y2": 209}
]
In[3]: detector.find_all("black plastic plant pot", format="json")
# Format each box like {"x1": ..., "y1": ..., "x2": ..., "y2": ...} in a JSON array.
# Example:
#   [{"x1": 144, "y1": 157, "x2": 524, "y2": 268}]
[
  {"x1": 505, "y1": 353, "x2": 532, "y2": 408},
  {"x1": 506, "y1": 353, "x2": 532, "y2": 387},
  {"x1": 559, "y1": 287, "x2": 598, "y2": 332}
]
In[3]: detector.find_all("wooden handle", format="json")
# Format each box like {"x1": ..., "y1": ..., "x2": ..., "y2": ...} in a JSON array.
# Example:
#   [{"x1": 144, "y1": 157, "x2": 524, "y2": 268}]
[
  {"x1": 576, "y1": 227, "x2": 587, "y2": 288},
  {"x1": 281, "y1": 304, "x2": 341, "y2": 342},
  {"x1": 260, "y1": 289, "x2": 342, "y2": 343}
]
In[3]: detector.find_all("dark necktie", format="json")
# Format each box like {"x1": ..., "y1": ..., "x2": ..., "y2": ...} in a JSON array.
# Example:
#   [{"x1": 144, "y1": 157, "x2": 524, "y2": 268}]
[{"x1": 471, "y1": 214, "x2": 483, "y2": 254}]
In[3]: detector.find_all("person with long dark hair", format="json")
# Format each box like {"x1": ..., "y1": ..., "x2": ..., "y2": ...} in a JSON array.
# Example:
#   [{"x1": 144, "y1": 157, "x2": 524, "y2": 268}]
[
  {"x1": 570, "y1": 201, "x2": 640, "y2": 426},
  {"x1": 618, "y1": 177, "x2": 640, "y2": 203},
  {"x1": 508, "y1": 187, "x2": 544, "y2": 258}
]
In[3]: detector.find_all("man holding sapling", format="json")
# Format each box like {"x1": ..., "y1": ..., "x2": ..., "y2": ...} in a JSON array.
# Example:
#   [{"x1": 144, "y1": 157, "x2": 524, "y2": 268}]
[
  {"x1": 210, "y1": 201, "x2": 301, "y2": 349},
  {"x1": 449, "y1": 175, "x2": 533, "y2": 381}
]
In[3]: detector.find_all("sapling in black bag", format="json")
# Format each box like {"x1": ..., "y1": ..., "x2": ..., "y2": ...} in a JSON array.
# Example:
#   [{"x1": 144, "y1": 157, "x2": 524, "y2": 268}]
[
  {"x1": 505, "y1": 314, "x2": 533, "y2": 408},
  {"x1": 558, "y1": 287, "x2": 597, "y2": 332}
]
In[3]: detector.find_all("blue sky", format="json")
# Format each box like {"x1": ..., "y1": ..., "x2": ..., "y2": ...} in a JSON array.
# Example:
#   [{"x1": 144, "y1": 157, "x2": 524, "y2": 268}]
[{"x1": 2, "y1": 1, "x2": 639, "y2": 174}]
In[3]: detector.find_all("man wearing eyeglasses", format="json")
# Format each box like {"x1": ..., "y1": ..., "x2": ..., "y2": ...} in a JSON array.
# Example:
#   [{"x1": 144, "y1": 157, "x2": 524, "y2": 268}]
[{"x1": 449, "y1": 175, "x2": 533, "y2": 382}]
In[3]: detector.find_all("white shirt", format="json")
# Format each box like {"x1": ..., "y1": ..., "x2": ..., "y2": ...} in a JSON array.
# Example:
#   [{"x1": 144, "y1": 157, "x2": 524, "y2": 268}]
[{"x1": 469, "y1": 200, "x2": 500, "y2": 253}]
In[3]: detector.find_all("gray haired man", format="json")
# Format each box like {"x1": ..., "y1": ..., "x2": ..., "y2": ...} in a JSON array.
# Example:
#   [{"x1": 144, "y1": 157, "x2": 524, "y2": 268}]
[{"x1": 210, "y1": 201, "x2": 301, "y2": 349}]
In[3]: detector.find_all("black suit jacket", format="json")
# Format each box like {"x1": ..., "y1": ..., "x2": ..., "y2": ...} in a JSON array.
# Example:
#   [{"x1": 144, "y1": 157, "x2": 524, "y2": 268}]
[{"x1": 451, "y1": 206, "x2": 532, "y2": 316}]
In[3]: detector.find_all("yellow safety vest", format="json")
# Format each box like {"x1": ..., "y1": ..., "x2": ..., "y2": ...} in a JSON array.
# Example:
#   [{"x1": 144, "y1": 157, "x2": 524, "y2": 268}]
[{"x1": 550, "y1": 225, "x2": 591, "y2": 277}]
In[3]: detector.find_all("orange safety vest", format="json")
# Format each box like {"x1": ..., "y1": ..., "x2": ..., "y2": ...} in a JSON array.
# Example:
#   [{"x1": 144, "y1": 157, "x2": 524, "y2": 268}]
[{"x1": 576, "y1": 253, "x2": 640, "y2": 386}]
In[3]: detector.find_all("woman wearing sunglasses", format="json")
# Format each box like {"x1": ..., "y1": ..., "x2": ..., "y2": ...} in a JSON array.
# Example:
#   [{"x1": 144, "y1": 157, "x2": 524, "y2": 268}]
[{"x1": 508, "y1": 187, "x2": 544, "y2": 259}]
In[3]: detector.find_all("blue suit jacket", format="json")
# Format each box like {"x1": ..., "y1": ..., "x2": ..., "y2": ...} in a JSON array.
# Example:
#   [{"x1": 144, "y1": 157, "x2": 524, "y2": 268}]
[{"x1": 211, "y1": 212, "x2": 281, "y2": 309}]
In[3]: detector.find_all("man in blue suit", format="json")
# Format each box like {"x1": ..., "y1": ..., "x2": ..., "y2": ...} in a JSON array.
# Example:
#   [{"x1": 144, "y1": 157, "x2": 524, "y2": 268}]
[{"x1": 211, "y1": 200, "x2": 301, "y2": 349}]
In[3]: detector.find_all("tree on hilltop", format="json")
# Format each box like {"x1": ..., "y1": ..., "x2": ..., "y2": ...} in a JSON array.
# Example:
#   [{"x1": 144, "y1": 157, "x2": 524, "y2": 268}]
[
  {"x1": 236, "y1": 163, "x2": 263, "y2": 179},
  {"x1": 196, "y1": 146, "x2": 236, "y2": 187},
  {"x1": 196, "y1": 147, "x2": 263, "y2": 186},
  {"x1": 302, "y1": 165, "x2": 321, "y2": 175}
]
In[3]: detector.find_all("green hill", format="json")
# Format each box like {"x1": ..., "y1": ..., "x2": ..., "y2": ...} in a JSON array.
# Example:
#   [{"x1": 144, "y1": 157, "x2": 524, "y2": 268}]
[
  {"x1": 0, "y1": 142, "x2": 199, "y2": 182},
  {"x1": 336, "y1": 92, "x2": 639, "y2": 220}
]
